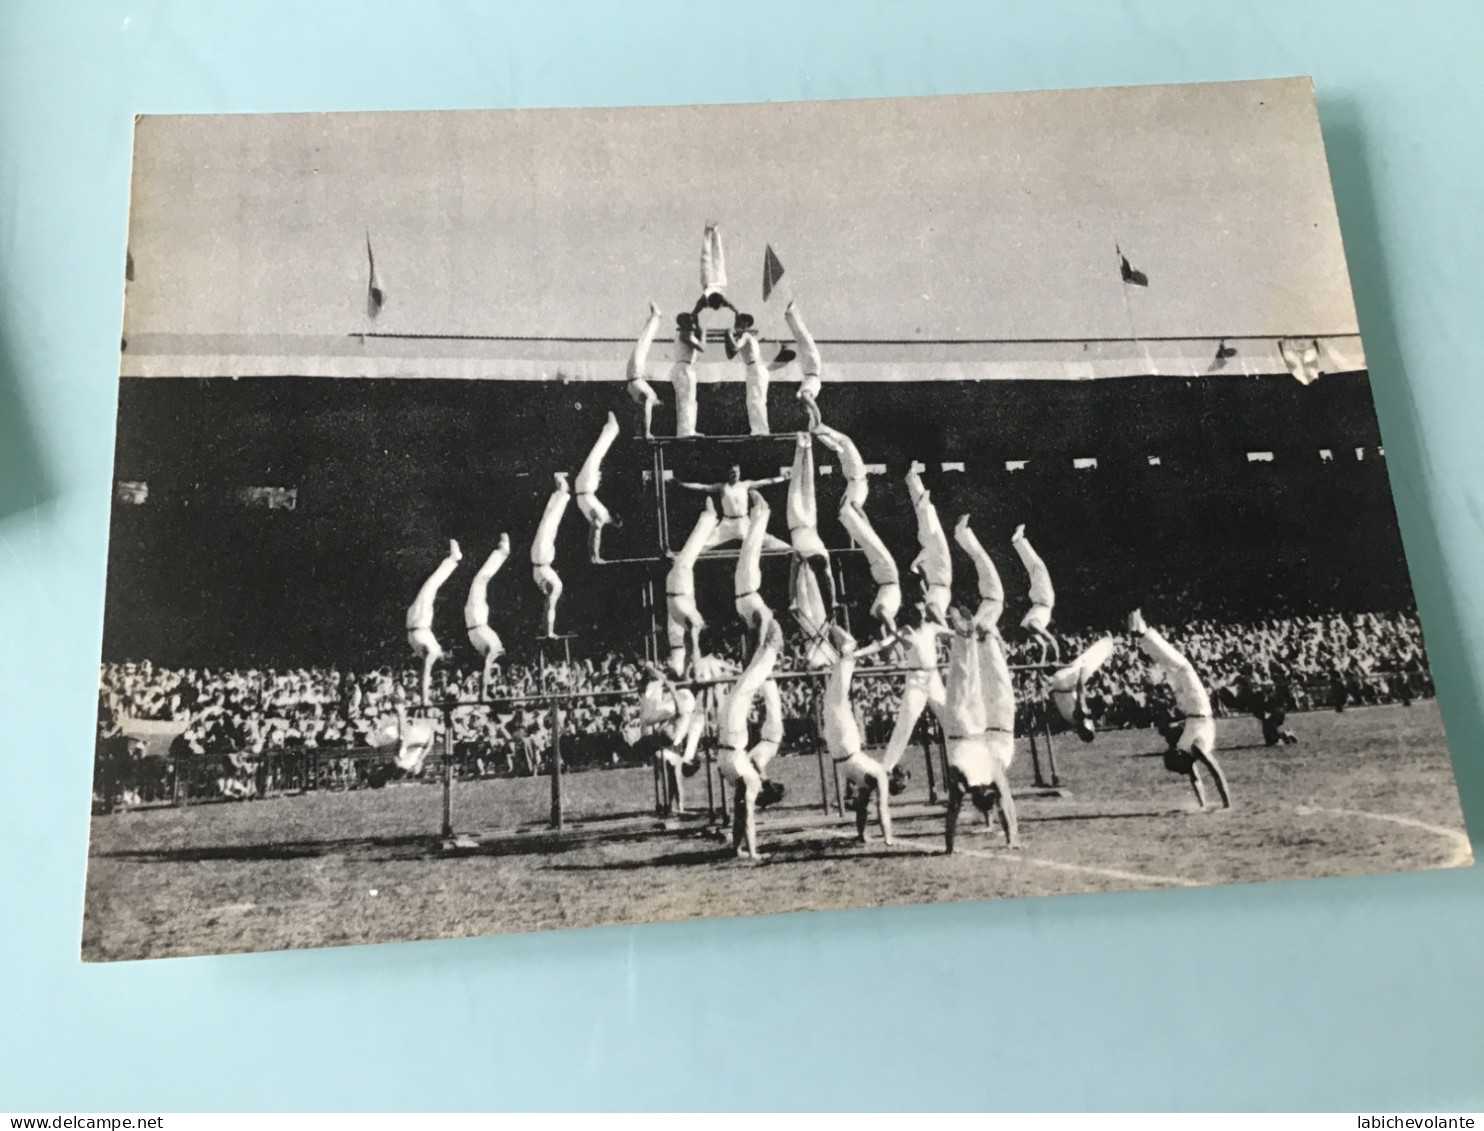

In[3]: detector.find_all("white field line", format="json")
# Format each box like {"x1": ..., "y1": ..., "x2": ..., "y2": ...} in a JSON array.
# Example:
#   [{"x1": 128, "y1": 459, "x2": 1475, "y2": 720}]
[
  {"x1": 823, "y1": 829, "x2": 1201, "y2": 888},
  {"x1": 1295, "y1": 805, "x2": 1475, "y2": 868}
]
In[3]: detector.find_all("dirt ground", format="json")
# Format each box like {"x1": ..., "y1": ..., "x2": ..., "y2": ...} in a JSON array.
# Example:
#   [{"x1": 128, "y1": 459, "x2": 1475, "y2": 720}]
[{"x1": 81, "y1": 701, "x2": 1472, "y2": 961}]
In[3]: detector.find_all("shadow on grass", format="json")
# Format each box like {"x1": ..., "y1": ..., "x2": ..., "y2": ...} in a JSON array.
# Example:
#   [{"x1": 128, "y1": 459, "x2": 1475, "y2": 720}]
[
  {"x1": 1025, "y1": 809, "x2": 1185, "y2": 824},
  {"x1": 100, "y1": 834, "x2": 438, "y2": 864}
]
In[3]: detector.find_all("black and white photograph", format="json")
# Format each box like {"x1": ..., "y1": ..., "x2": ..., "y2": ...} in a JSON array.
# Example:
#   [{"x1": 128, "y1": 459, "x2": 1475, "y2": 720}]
[{"x1": 86, "y1": 78, "x2": 1470, "y2": 961}]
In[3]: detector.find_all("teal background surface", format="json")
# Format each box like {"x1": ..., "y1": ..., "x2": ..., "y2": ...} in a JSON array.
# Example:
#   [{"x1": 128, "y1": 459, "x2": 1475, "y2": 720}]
[{"x1": 1, "y1": 0, "x2": 1481, "y2": 1111}]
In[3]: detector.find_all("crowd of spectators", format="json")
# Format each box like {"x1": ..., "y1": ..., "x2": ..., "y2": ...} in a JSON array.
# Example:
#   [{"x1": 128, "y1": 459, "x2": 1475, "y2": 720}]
[{"x1": 96, "y1": 609, "x2": 1433, "y2": 809}]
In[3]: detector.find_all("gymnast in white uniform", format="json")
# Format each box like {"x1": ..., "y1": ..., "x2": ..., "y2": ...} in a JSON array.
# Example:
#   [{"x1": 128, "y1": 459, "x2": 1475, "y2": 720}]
[
  {"x1": 574, "y1": 411, "x2": 622, "y2": 563},
  {"x1": 673, "y1": 467, "x2": 791, "y2": 552},
  {"x1": 691, "y1": 222, "x2": 737, "y2": 323},
  {"x1": 406, "y1": 539, "x2": 461, "y2": 706},
  {"x1": 824, "y1": 624, "x2": 904, "y2": 845},
  {"x1": 733, "y1": 490, "x2": 776, "y2": 651},
  {"x1": 664, "y1": 500, "x2": 718, "y2": 676},
  {"x1": 954, "y1": 514, "x2": 1004, "y2": 631},
  {"x1": 639, "y1": 663, "x2": 704, "y2": 814},
  {"x1": 669, "y1": 314, "x2": 703, "y2": 438},
  {"x1": 880, "y1": 600, "x2": 953, "y2": 783},
  {"x1": 943, "y1": 607, "x2": 1020, "y2": 852},
  {"x1": 464, "y1": 533, "x2": 511, "y2": 700},
  {"x1": 716, "y1": 619, "x2": 785, "y2": 859},
  {"x1": 812, "y1": 422, "x2": 869, "y2": 509},
  {"x1": 786, "y1": 432, "x2": 836, "y2": 614},
  {"x1": 789, "y1": 540, "x2": 839, "y2": 671},
  {"x1": 1129, "y1": 609, "x2": 1232, "y2": 810},
  {"x1": 726, "y1": 312, "x2": 771, "y2": 436},
  {"x1": 782, "y1": 299, "x2": 824, "y2": 429},
  {"x1": 1047, "y1": 635, "x2": 1115, "y2": 744},
  {"x1": 626, "y1": 302, "x2": 662, "y2": 438},
  {"x1": 531, "y1": 473, "x2": 571, "y2": 639},
  {"x1": 906, "y1": 465, "x2": 953, "y2": 621},
  {"x1": 1012, "y1": 524, "x2": 1059, "y2": 663},
  {"x1": 816, "y1": 422, "x2": 901, "y2": 635}
]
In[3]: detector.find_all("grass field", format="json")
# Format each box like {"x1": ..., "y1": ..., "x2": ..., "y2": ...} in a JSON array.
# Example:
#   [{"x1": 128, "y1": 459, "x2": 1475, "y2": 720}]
[{"x1": 81, "y1": 701, "x2": 1472, "y2": 961}]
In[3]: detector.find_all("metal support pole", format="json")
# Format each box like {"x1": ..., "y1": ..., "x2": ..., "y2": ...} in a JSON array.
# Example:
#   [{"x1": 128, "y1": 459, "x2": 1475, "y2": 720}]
[
  {"x1": 716, "y1": 752, "x2": 728, "y2": 817},
  {"x1": 440, "y1": 708, "x2": 454, "y2": 840},
  {"x1": 923, "y1": 735, "x2": 938, "y2": 804},
  {"x1": 1040, "y1": 674, "x2": 1061, "y2": 787},
  {"x1": 702, "y1": 712, "x2": 717, "y2": 822},
  {"x1": 1028, "y1": 716, "x2": 1047, "y2": 788},
  {"x1": 548, "y1": 701, "x2": 564, "y2": 829}
]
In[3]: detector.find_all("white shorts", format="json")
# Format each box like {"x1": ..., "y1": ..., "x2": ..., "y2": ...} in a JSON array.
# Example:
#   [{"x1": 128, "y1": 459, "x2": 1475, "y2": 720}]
[
  {"x1": 791, "y1": 525, "x2": 829, "y2": 561},
  {"x1": 718, "y1": 745, "x2": 761, "y2": 791},
  {"x1": 749, "y1": 739, "x2": 781, "y2": 774},
  {"x1": 407, "y1": 627, "x2": 441, "y2": 658},
  {"x1": 872, "y1": 582, "x2": 902, "y2": 623},
  {"x1": 735, "y1": 590, "x2": 769, "y2": 627},
  {"x1": 466, "y1": 624, "x2": 503, "y2": 658},
  {"x1": 974, "y1": 598, "x2": 1004, "y2": 631},
  {"x1": 1021, "y1": 603, "x2": 1052, "y2": 633},
  {"x1": 1177, "y1": 716, "x2": 1217, "y2": 756},
  {"x1": 925, "y1": 583, "x2": 952, "y2": 620},
  {"x1": 798, "y1": 375, "x2": 822, "y2": 399},
  {"x1": 842, "y1": 478, "x2": 868, "y2": 510},
  {"x1": 839, "y1": 750, "x2": 884, "y2": 787},
  {"x1": 713, "y1": 514, "x2": 750, "y2": 545},
  {"x1": 576, "y1": 492, "x2": 611, "y2": 526},
  {"x1": 532, "y1": 563, "x2": 560, "y2": 591},
  {"x1": 904, "y1": 668, "x2": 945, "y2": 696},
  {"x1": 1050, "y1": 688, "x2": 1077, "y2": 724},
  {"x1": 947, "y1": 731, "x2": 1013, "y2": 788},
  {"x1": 667, "y1": 591, "x2": 702, "y2": 629}
]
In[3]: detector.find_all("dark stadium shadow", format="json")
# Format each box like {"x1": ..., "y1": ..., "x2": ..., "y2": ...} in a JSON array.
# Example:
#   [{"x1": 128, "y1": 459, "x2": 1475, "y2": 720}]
[
  {"x1": 100, "y1": 834, "x2": 436, "y2": 863},
  {"x1": 546, "y1": 835, "x2": 916, "y2": 869},
  {"x1": 1024, "y1": 809, "x2": 1185, "y2": 824},
  {"x1": 548, "y1": 848, "x2": 740, "y2": 870},
  {"x1": 1130, "y1": 741, "x2": 1278, "y2": 758},
  {"x1": 472, "y1": 826, "x2": 688, "y2": 859},
  {"x1": 1321, "y1": 100, "x2": 1484, "y2": 836},
  {"x1": 0, "y1": 323, "x2": 56, "y2": 525}
]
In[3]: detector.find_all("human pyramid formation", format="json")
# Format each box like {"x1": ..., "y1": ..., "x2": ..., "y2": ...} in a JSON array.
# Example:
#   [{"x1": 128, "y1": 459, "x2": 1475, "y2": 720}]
[{"x1": 399, "y1": 225, "x2": 1233, "y2": 860}]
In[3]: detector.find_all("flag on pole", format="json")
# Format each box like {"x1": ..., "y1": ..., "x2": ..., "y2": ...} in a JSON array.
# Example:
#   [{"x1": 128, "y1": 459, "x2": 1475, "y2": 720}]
[
  {"x1": 366, "y1": 232, "x2": 384, "y2": 317},
  {"x1": 1117, "y1": 245, "x2": 1149, "y2": 287},
  {"x1": 1279, "y1": 338, "x2": 1322, "y2": 386},
  {"x1": 1208, "y1": 339, "x2": 1238, "y2": 372},
  {"x1": 762, "y1": 244, "x2": 785, "y2": 302}
]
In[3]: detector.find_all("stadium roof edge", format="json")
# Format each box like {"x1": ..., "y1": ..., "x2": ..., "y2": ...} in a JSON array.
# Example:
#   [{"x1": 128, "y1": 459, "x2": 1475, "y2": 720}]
[{"x1": 119, "y1": 332, "x2": 1365, "y2": 381}]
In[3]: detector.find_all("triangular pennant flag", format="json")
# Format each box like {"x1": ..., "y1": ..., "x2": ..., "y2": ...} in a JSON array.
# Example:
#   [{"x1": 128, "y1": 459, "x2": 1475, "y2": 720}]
[
  {"x1": 366, "y1": 232, "x2": 384, "y2": 317},
  {"x1": 1208, "y1": 339, "x2": 1238, "y2": 372},
  {"x1": 1117, "y1": 245, "x2": 1149, "y2": 287},
  {"x1": 762, "y1": 244, "x2": 785, "y2": 302},
  {"x1": 1279, "y1": 338, "x2": 1322, "y2": 386}
]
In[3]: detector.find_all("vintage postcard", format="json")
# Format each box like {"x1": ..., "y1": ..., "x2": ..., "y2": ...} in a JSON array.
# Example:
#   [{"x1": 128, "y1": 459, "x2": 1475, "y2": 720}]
[{"x1": 87, "y1": 79, "x2": 1470, "y2": 960}]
